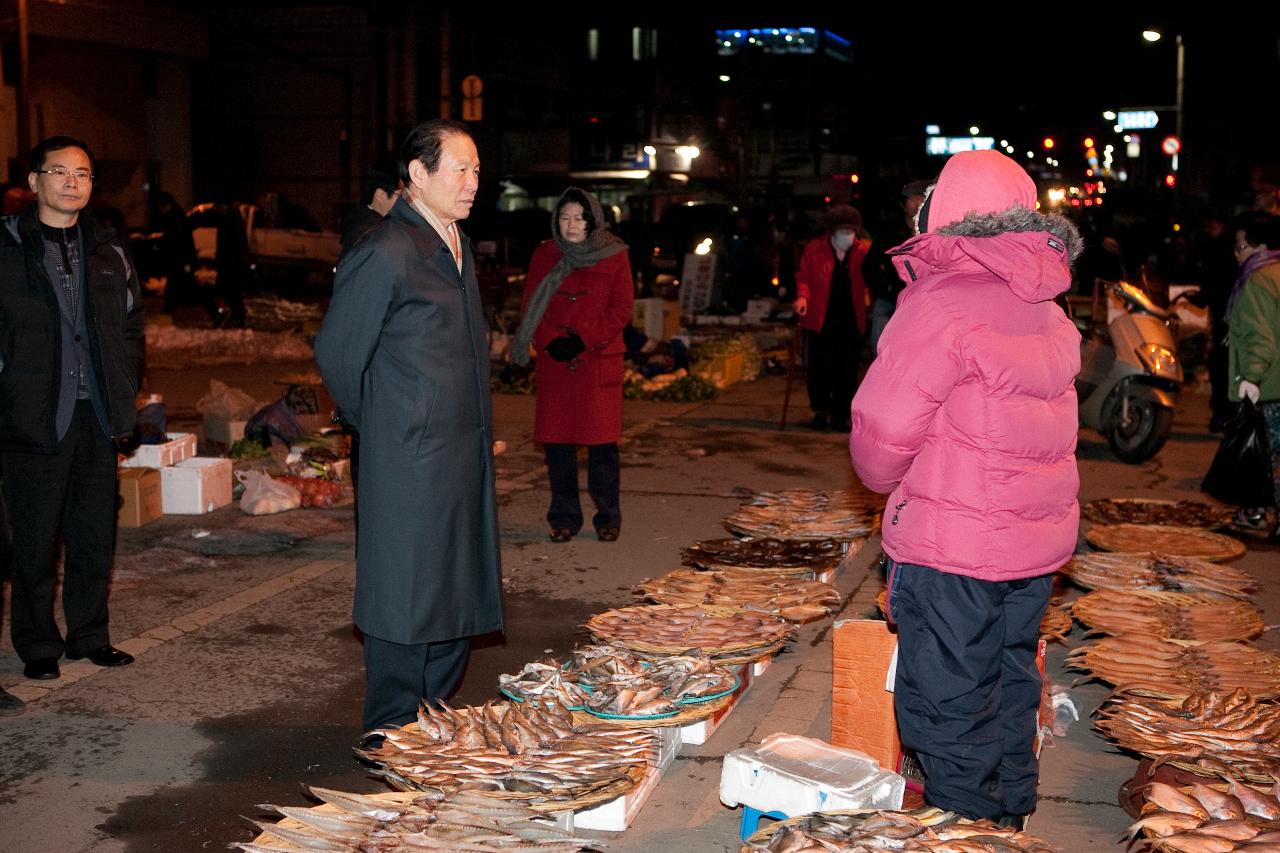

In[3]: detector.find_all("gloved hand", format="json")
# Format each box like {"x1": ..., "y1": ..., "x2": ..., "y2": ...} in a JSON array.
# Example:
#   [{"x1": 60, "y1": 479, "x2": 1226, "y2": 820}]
[
  {"x1": 545, "y1": 332, "x2": 586, "y2": 362},
  {"x1": 1239, "y1": 380, "x2": 1261, "y2": 403}
]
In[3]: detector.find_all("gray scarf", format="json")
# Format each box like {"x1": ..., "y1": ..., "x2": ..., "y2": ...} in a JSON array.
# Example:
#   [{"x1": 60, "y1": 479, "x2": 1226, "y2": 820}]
[{"x1": 512, "y1": 187, "x2": 627, "y2": 365}]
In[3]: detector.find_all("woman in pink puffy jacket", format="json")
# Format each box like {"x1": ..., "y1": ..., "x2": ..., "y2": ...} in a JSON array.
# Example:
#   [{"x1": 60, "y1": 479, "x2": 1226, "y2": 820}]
[{"x1": 848, "y1": 149, "x2": 1082, "y2": 827}]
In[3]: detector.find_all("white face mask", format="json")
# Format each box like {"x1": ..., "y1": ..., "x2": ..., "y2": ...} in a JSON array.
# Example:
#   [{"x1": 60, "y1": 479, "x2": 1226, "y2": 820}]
[{"x1": 832, "y1": 230, "x2": 855, "y2": 252}]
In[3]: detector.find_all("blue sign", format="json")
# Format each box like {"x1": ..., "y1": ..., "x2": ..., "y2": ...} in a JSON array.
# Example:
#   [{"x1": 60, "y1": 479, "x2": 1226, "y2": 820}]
[
  {"x1": 926, "y1": 136, "x2": 996, "y2": 156},
  {"x1": 1117, "y1": 110, "x2": 1159, "y2": 130}
]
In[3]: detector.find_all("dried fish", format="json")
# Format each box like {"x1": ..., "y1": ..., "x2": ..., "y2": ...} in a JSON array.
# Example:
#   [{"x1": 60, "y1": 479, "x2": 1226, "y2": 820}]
[
  {"x1": 635, "y1": 566, "x2": 843, "y2": 622},
  {"x1": 1072, "y1": 591, "x2": 1264, "y2": 642},
  {"x1": 1062, "y1": 553, "x2": 1257, "y2": 599}
]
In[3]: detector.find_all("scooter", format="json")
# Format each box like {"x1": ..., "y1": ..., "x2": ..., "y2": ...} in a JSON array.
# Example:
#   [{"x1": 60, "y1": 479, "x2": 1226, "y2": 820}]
[{"x1": 1075, "y1": 279, "x2": 1183, "y2": 463}]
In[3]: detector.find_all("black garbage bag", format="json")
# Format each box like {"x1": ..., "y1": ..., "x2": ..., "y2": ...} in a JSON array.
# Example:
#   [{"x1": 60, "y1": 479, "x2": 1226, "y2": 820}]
[
  {"x1": 134, "y1": 401, "x2": 168, "y2": 445},
  {"x1": 1201, "y1": 398, "x2": 1275, "y2": 507},
  {"x1": 244, "y1": 396, "x2": 305, "y2": 448}
]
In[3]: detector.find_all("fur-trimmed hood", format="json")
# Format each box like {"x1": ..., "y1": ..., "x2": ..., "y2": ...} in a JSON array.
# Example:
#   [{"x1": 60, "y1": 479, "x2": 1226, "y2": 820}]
[{"x1": 891, "y1": 203, "x2": 1082, "y2": 304}]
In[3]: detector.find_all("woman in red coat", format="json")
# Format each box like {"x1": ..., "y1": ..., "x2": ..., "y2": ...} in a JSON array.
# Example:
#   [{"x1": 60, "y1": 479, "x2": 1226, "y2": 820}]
[{"x1": 513, "y1": 188, "x2": 634, "y2": 542}]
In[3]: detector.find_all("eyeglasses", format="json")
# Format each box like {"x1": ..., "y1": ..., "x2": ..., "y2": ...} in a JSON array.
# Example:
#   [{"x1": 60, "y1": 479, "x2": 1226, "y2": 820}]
[{"x1": 35, "y1": 167, "x2": 94, "y2": 183}]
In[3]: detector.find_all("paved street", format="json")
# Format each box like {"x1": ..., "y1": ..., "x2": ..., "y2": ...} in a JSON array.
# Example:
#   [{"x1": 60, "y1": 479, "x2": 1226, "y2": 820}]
[{"x1": 0, "y1": 361, "x2": 1275, "y2": 852}]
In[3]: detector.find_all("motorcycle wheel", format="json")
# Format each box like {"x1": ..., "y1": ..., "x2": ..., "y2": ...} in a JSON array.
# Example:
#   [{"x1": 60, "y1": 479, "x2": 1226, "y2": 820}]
[{"x1": 1107, "y1": 398, "x2": 1174, "y2": 463}]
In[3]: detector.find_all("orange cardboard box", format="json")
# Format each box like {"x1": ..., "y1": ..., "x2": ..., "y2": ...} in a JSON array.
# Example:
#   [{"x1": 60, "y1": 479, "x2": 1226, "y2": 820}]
[
  {"x1": 118, "y1": 467, "x2": 162, "y2": 528},
  {"x1": 831, "y1": 617, "x2": 901, "y2": 773}
]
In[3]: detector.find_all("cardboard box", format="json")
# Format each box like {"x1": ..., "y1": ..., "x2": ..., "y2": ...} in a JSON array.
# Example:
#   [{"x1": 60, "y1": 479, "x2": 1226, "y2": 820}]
[
  {"x1": 831, "y1": 618, "x2": 901, "y2": 773},
  {"x1": 117, "y1": 467, "x2": 162, "y2": 528},
  {"x1": 161, "y1": 457, "x2": 233, "y2": 514},
  {"x1": 202, "y1": 416, "x2": 247, "y2": 452},
  {"x1": 698, "y1": 352, "x2": 744, "y2": 387},
  {"x1": 121, "y1": 432, "x2": 197, "y2": 468}
]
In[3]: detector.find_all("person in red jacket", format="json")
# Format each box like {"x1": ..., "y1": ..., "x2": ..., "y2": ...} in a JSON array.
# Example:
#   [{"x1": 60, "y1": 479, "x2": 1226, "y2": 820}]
[
  {"x1": 793, "y1": 205, "x2": 869, "y2": 431},
  {"x1": 513, "y1": 188, "x2": 634, "y2": 542}
]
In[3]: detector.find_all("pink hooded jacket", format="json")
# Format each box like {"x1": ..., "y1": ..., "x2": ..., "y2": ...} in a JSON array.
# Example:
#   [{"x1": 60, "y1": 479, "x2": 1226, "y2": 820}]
[{"x1": 848, "y1": 150, "x2": 1082, "y2": 581}]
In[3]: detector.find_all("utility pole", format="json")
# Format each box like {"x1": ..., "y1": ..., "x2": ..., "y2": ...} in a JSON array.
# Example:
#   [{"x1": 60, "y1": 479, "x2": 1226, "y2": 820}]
[
  {"x1": 438, "y1": 10, "x2": 451, "y2": 120},
  {"x1": 17, "y1": 0, "x2": 30, "y2": 157}
]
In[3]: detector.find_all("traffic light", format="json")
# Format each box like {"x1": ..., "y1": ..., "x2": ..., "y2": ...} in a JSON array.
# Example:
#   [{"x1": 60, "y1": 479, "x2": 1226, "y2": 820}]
[
  {"x1": 1083, "y1": 137, "x2": 1094, "y2": 148},
  {"x1": 1042, "y1": 137, "x2": 1056, "y2": 150},
  {"x1": 1164, "y1": 173, "x2": 1176, "y2": 188}
]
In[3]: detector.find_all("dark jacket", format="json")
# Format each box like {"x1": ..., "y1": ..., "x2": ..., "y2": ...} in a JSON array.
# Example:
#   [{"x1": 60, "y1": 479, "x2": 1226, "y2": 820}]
[
  {"x1": 314, "y1": 197, "x2": 503, "y2": 645},
  {"x1": 0, "y1": 208, "x2": 145, "y2": 453},
  {"x1": 340, "y1": 204, "x2": 384, "y2": 258}
]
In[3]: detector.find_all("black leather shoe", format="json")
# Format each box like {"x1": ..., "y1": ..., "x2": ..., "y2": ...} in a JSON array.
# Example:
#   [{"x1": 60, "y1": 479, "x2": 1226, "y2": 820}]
[
  {"x1": 597, "y1": 527, "x2": 620, "y2": 542},
  {"x1": 0, "y1": 687, "x2": 24, "y2": 715},
  {"x1": 549, "y1": 527, "x2": 574, "y2": 543},
  {"x1": 23, "y1": 658, "x2": 60, "y2": 680},
  {"x1": 67, "y1": 645, "x2": 135, "y2": 667}
]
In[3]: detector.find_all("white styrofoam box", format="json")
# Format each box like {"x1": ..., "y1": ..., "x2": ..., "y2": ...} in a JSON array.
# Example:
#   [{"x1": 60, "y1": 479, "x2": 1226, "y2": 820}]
[
  {"x1": 121, "y1": 432, "x2": 197, "y2": 468},
  {"x1": 161, "y1": 457, "x2": 233, "y2": 514},
  {"x1": 815, "y1": 567, "x2": 836, "y2": 586},
  {"x1": 571, "y1": 759, "x2": 662, "y2": 832},
  {"x1": 649, "y1": 724, "x2": 681, "y2": 774},
  {"x1": 680, "y1": 663, "x2": 752, "y2": 746},
  {"x1": 720, "y1": 733, "x2": 905, "y2": 817},
  {"x1": 751, "y1": 655, "x2": 773, "y2": 679}
]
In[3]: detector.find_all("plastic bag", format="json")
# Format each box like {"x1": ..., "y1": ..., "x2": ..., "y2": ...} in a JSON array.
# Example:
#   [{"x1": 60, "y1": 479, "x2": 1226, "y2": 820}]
[
  {"x1": 236, "y1": 470, "x2": 301, "y2": 515},
  {"x1": 1201, "y1": 398, "x2": 1274, "y2": 507},
  {"x1": 196, "y1": 380, "x2": 258, "y2": 420}
]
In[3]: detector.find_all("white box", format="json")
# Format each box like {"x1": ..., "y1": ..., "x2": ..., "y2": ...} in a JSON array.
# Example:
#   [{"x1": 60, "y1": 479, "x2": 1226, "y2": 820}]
[
  {"x1": 161, "y1": 457, "x2": 233, "y2": 514},
  {"x1": 571, "y1": 760, "x2": 663, "y2": 832},
  {"x1": 720, "y1": 733, "x2": 905, "y2": 817},
  {"x1": 680, "y1": 663, "x2": 753, "y2": 746},
  {"x1": 649, "y1": 724, "x2": 682, "y2": 774},
  {"x1": 121, "y1": 432, "x2": 197, "y2": 468},
  {"x1": 751, "y1": 655, "x2": 774, "y2": 679}
]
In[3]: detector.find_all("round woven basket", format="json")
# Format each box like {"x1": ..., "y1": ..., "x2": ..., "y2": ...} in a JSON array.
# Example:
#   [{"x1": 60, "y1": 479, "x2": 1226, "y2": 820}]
[
  {"x1": 1082, "y1": 498, "x2": 1233, "y2": 528},
  {"x1": 1084, "y1": 524, "x2": 1246, "y2": 562},
  {"x1": 585, "y1": 604, "x2": 794, "y2": 659}
]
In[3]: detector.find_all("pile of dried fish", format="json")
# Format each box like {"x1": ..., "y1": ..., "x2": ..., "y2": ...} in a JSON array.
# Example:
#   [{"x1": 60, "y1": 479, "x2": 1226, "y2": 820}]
[
  {"x1": 634, "y1": 566, "x2": 842, "y2": 622},
  {"x1": 1065, "y1": 635, "x2": 1280, "y2": 699},
  {"x1": 743, "y1": 808, "x2": 1059, "y2": 852},
  {"x1": 500, "y1": 646, "x2": 738, "y2": 718},
  {"x1": 1040, "y1": 604, "x2": 1073, "y2": 644},
  {"x1": 1071, "y1": 590, "x2": 1265, "y2": 641},
  {"x1": 498, "y1": 659, "x2": 591, "y2": 709},
  {"x1": 733, "y1": 486, "x2": 884, "y2": 516},
  {"x1": 1084, "y1": 524, "x2": 1246, "y2": 562},
  {"x1": 586, "y1": 604, "x2": 795, "y2": 662},
  {"x1": 1062, "y1": 553, "x2": 1257, "y2": 599},
  {"x1": 1083, "y1": 498, "x2": 1232, "y2": 528},
  {"x1": 1096, "y1": 689, "x2": 1280, "y2": 781},
  {"x1": 682, "y1": 537, "x2": 845, "y2": 575},
  {"x1": 356, "y1": 698, "x2": 654, "y2": 804},
  {"x1": 1126, "y1": 778, "x2": 1280, "y2": 851},
  {"x1": 724, "y1": 503, "x2": 875, "y2": 542},
  {"x1": 239, "y1": 786, "x2": 605, "y2": 852}
]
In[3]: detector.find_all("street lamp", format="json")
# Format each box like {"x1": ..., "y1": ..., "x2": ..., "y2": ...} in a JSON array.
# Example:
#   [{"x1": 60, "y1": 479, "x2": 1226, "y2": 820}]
[{"x1": 1142, "y1": 29, "x2": 1184, "y2": 174}]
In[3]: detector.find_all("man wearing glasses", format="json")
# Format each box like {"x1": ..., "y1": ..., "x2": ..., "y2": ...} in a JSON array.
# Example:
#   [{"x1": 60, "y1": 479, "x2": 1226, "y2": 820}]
[{"x1": 0, "y1": 136, "x2": 145, "y2": 699}]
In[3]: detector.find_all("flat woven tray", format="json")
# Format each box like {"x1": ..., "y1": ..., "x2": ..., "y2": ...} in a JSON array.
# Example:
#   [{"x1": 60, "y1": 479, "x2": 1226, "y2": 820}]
[
  {"x1": 1065, "y1": 634, "x2": 1280, "y2": 699},
  {"x1": 634, "y1": 567, "x2": 842, "y2": 623},
  {"x1": 585, "y1": 604, "x2": 795, "y2": 661},
  {"x1": 1071, "y1": 589, "x2": 1265, "y2": 641},
  {"x1": 1084, "y1": 524, "x2": 1246, "y2": 562},
  {"x1": 1082, "y1": 498, "x2": 1233, "y2": 528},
  {"x1": 741, "y1": 807, "x2": 1059, "y2": 853},
  {"x1": 681, "y1": 537, "x2": 843, "y2": 576},
  {"x1": 1061, "y1": 552, "x2": 1257, "y2": 598},
  {"x1": 357, "y1": 703, "x2": 654, "y2": 811},
  {"x1": 723, "y1": 504, "x2": 874, "y2": 542}
]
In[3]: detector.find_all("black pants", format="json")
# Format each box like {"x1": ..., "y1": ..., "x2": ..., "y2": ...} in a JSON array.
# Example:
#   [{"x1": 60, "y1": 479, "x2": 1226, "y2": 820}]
[
  {"x1": 805, "y1": 327, "x2": 862, "y2": 423},
  {"x1": 361, "y1": 633, "x2": 471, "y2": 731},
  {"x1": 544, "y1": 443, "x2": 620, "y2": 533},
  {"x1": 888, "y1": 560, "x2": 1052, "y2": 821},
  {"x1": 1, "y1": 400, "x2": 118, "y2": 662}
]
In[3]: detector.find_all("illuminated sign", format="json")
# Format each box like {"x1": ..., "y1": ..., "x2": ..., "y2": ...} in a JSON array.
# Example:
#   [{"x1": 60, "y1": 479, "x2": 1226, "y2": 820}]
[
  {"x1": 926, "y1": 136, "x2": 996, "y2": 156},
  {"x1": 1117, "y1": 110, "x2": 1159, "y2": 130}
]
